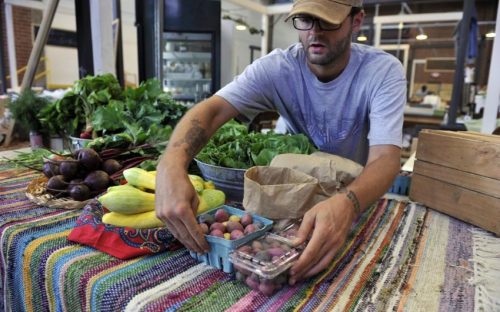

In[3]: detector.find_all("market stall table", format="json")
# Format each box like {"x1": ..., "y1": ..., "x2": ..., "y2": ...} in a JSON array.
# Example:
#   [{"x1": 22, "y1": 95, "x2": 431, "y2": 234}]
[{"x1": 1, "y1": 163, "x2": 499, "y2": 311}]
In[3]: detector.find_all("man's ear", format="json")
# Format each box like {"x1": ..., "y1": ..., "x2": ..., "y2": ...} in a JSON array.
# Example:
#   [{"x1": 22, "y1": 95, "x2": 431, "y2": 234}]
[{"x1": 351, "y1": 10, "x2": 365, "y2": 33}]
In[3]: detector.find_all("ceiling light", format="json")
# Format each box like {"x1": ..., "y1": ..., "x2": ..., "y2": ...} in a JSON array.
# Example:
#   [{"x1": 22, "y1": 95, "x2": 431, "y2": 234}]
[
  {"x1": 485, "y1": 30, "x2": 495, "y2": 38},
  {"x1": 416, "y1": 29, "x2": 428, "y2": 40},
  {"x1": 357, "y1": 33, "x2": 368, "y2": 42},
  {"x1": 235, "y1": 24, "x2": 247, "y2": 31}
]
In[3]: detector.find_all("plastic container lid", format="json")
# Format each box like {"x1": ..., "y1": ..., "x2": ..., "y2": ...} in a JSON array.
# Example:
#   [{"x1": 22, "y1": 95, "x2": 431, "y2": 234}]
[{"x1": 229, "y1": 233, "x2": 303, "y2": 280}]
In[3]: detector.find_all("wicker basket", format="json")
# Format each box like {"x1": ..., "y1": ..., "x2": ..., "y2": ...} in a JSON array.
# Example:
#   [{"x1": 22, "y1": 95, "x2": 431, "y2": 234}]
[{"x1": 25, "y1": 176, "x2": 91, "y2": 210}]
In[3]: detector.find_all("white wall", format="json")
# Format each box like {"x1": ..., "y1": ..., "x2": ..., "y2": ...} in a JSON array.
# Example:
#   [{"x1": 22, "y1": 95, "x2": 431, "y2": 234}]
[
  {"x1": 41, "y1": 0, "x2": 137, "y2": 87},
  {"x1": 45, "y1": 46, "x2": 79, "y2": 86},
  {"x1": 220, "y1": 2, "x2": 263, "y2": 87}
]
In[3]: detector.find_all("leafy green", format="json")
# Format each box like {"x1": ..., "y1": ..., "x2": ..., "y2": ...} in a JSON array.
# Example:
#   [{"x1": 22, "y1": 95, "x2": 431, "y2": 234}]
[
  {"x1": 91, "y1": 79, "x2": 187, "y2": 135},
  {"x1": 8, "y1": 90, "x2": 51, "y2": 133},
  {"x1": 38, "y1": 74, "x2": 123, "y2": 136},
  {"x1": 196, "y1": 120, "x2": 316, "y2": 169}
]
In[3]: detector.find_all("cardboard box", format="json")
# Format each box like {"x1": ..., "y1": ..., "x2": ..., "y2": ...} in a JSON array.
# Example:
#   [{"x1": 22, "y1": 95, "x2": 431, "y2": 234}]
[{"x1": 409, "y1": 130, "x2": 500, "y2": 235}]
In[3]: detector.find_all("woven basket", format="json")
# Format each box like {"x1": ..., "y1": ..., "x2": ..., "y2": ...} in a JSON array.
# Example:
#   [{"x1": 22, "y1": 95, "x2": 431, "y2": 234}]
[{"x1": 25, "y1": 176, "x2": 91, "y2": 210}]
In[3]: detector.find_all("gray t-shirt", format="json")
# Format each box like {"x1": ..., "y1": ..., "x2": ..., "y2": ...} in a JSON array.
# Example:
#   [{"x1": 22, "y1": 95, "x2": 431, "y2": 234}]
[{"x1": 216, "y1": 43, "x2": 407, "y2": 165}]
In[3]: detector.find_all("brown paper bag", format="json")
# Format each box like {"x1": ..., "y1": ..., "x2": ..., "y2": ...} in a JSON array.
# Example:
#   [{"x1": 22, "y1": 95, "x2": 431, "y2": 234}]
[
  {"x1": 243, "y1": 166, "x2": 325, "y2": 219},
  {"x1": 243, "y1": 153, "x2": 363, "y2": 220}
]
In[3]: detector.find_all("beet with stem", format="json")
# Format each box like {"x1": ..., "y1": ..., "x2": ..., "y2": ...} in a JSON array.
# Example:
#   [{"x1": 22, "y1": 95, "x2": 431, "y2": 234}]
[
  {"x1": 84, "y1": 170, "x2": 110, "y2": 191},
  {"x1": 76, "y1": 148, "x2": 102, "y2": 171},
  {"x1": 59, "y1": 160, "x2": 79, "y2": 180},
  {"x1": 69, "y1": 184, "x2": 91, "y2": 201}
]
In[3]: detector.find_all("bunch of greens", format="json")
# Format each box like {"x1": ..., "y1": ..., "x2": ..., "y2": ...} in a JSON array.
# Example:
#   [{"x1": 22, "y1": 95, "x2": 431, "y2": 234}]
[
  {"x1": 1, "y1": 148, "x2": 53, "y2": 171},
  {"x1": 196, "y1": 120, "x2": 316, "y2": 169},
  {"x1": 91, "y1": 79, "x2": 187, "y2": 134},
  {"x1": 38, "y1": 73, "x2": 123, "y2": 137},
  {"x1": 8, "y1": 90, "x2": 51, "y2": 134}
]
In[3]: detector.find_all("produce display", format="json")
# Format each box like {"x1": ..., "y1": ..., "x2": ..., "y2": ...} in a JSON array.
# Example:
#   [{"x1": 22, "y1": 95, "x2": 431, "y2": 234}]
[
  {"x1": 42, "y1": 148, "x2": 121, "y2": 201},
  {"x1": 38, "y1": 75, "x2": 186, "y2": 144},
  {"x1": 98, "y1": 169, "x2": 226, "y2": 229},
  {"x1": 229, "y1": 233, "x2": 304, "y2": 296}
]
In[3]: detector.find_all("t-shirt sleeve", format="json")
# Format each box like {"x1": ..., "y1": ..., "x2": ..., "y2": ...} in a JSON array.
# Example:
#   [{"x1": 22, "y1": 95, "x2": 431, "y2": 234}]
[
  {"x1": 368, "y1": 59, "x2": 407, "y2": 147},
  {"x1": 216, "y1": 57, "x2": 276, "y2": 123}
]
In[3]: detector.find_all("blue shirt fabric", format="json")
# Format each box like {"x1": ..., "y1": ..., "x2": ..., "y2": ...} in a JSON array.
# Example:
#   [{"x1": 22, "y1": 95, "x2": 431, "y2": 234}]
[{"x1": 216, "y1": 43, "x2": 407, "y2": 165}]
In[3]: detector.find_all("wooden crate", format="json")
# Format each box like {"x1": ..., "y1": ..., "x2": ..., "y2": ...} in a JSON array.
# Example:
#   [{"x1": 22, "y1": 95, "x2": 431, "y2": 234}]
[{"x1": 409, "y1": 130, "x2": 500, "y2": 235}]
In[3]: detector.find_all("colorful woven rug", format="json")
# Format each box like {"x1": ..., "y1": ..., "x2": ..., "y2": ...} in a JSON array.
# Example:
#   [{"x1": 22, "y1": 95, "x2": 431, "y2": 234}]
[{"x1": 1, "y1": 163, "x2": 499, "y2": 312}]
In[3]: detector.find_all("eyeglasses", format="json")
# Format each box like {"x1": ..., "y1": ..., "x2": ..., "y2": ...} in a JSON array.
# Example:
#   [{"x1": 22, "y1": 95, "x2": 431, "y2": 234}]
[{"x1": 292, "y1": 16, "x2": 343, "y2": 31}]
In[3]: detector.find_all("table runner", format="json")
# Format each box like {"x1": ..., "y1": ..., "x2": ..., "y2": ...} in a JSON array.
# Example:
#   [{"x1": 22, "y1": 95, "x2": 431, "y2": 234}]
[{"x1": 1, "y1": 163, "x2": 499, "y2": 312}]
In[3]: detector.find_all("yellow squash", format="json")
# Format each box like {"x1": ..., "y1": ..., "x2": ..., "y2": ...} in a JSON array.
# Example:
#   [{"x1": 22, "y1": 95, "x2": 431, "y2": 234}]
[
  {"x1": 188, "y1": 174, "x2": 205, "y2": 193},
  {"x1": 197, "y1": 189, "x2": 225, "y2": 214},
  {"x1": 102, "y1": 210, "x2": 163, "y2": 229},
  {"x1": 98, "y1": 188, "x2": 155, "y2": 214},
  {"x1": 123, "y1": 168, "x2": 156, "y2": 190}
]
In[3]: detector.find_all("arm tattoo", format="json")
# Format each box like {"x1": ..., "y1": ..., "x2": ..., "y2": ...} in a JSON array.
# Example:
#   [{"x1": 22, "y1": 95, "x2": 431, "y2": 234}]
[{"x1": 172, "y1": 118, "x2": 208, "y2": 161}]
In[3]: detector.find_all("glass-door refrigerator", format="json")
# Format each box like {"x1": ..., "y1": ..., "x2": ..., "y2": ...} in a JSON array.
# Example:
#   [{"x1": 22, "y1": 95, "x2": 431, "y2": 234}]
[
  {"x1": 136, "y1": 0, "x2": 220, "y2": 98},
  {"x1": 162, "y1": 32, "x2": 213, "y2": 106}
]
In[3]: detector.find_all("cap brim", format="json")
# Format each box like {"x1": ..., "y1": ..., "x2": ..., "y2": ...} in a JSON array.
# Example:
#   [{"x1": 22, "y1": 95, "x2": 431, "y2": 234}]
[{"x1": 285, "y1": 1, "x2": 351, "y2": 25}]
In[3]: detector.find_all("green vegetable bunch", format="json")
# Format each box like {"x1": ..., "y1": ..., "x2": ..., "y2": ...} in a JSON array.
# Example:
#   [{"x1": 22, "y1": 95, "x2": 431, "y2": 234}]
[
  {"x1": 196, "y1": 120, "x2": 316, "y2": 169},
  {"x1": 91, "y1": 79, "x2": 187, "y2": 134},
  {"x1": 38, "y1": 73, "x2": 123, "y2": 138},
  {"x1": 8, "y1": 89, "x2": 51, "y2": 134}
]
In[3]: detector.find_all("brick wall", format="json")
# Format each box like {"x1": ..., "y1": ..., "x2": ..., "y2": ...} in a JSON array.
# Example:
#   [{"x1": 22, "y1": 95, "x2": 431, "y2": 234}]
[{"x1": 0, "y1": 2, "x2": 34, "y2": 89}]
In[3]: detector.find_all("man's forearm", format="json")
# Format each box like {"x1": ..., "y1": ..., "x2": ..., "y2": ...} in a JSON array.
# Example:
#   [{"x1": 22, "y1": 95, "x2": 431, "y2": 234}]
[
  {"x1": 162, "y1": 96, "x2": 240, "y2": 170},
  {"x1": 166, "y1": 117, "x2": 210, "y2": 169},
  {"x1": 345, "y1": 145, "x2": 401, "y2": 213}
]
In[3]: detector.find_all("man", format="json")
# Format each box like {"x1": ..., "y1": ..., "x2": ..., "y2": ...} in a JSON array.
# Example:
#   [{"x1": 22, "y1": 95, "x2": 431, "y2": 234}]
[{"x1": 156, "y1": 0, "x2": 406, "y2": 285}]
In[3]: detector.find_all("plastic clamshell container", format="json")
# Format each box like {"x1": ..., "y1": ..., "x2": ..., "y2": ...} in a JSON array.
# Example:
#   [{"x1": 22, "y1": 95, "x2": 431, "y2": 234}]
[
  {"x1": 229, "y1": 233, "x2": 303, "y2": 296},
  {"x1": 190, "y1": 205, "x2": 273, "y2": 273},
  {"x1": 271, "y1": 219, "x2": 301, "y2": 241}
]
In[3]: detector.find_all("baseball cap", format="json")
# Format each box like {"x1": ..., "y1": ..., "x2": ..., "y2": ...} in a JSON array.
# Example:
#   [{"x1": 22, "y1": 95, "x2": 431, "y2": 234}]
[{"x1": 285, "y1": 0, "x2": 363, "y2": 25}]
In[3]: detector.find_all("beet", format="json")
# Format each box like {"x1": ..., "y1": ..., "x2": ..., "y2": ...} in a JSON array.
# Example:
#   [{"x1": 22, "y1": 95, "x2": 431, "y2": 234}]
[
  {"x1": 68, "y1": 179, "x2": 84, "y2": 189},
  {"x1": 76, "y1": 148, "x2": 102, "y2": 171},
  {"x1": 84, "y1": 170, "x2": 110, "y2": 191},
  {"x1": 42, "y1": 162, "x2": 59, "y2": 178},
  {"x1": 46, "y1": 175, "x2": 67, "y2": 195},
  {"x1": 59, "y1": 161, "x2": 79, "y2": 180},
  {"x1": 101, "y1": 159, "x2": 122, "y2": 175},
  {"x1": 69, "y1": 184, "x2": 91, "y2": 201}
]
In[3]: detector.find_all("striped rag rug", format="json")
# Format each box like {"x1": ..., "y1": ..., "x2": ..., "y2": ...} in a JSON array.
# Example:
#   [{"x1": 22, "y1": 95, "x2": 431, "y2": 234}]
[{"x1": 1, "y1": 163, "x2": 500, "y2": 312}]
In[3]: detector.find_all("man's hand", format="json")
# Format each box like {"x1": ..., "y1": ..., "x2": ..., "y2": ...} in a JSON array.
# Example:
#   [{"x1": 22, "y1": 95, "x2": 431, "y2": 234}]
[
  {"x1": 155, "y1": 163, "x2": 209, "y2": 254},
  {"x1": 288, "y1": 193, "x2": 356, "y2": 285}
]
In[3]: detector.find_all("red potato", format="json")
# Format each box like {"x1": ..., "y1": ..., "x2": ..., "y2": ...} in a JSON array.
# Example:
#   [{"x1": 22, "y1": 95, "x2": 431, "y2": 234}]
[
  {"x1": 237, "y1": 245, "x2": 253, "y2": 254},
  {"x1": 209, "y1": 229, "x2": 224, "y2": 238},
  {"x1": 244, "y1": 224, "x2": 257, "y2": 235},
  {"x1": 226, "y1": 221, "x2": 244, "y2": 233},
  {"x1": 240, "y1": 213, "x2": 253, "y2": 227},
  {"x1": 209, "y1": 222, "x2": 226, "y2": 233},
  {"x1": 214, "y1": 208, "x2": 229, "y2": 222},
  {"x1": 251, "y1": 240, "x2": 264, "y2": 251},
  {"x1": 267, "y1": 247, "x2": 286, "y2": 258},
  {"x1": 230, "y1": 229, "x2": 244, "y2": 240}
]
